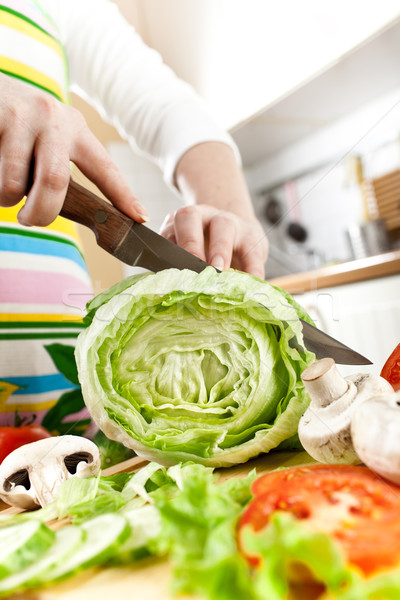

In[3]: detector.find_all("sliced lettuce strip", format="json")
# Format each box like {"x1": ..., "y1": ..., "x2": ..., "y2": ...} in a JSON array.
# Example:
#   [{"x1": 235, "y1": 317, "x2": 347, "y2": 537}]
[{"x1": 76, "y1": 268, "x2": 315, "y2": 466}]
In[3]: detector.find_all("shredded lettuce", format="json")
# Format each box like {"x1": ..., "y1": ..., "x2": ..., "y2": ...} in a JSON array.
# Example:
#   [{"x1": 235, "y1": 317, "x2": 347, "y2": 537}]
[
  {"x1": 75, "y1": 267, "x2": 315, "y2": 467},
  {"x1": 1, "y1": 461, "x2": 400, "y2": 599},
  {"x1": 151, "y1": 463, "x2": 256, "y2": 600}
]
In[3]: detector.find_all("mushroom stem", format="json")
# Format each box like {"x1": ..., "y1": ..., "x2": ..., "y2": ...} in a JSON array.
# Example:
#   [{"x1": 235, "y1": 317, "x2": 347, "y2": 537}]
[
  {"x1": 301, "y1": 357, "x2": 349, "y2": 407},
  {"x1": 29, "y1": 462, "x2": 68, "y2": 508},
  {"x1": 299, "y1": 358, "x2": 394, "y2": 465}
]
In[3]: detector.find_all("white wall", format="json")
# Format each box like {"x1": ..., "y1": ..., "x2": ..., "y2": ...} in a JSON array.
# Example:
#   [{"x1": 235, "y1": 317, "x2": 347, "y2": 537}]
[{"x1": 128, "y1": 0, "x2": 400, "y2": 130}]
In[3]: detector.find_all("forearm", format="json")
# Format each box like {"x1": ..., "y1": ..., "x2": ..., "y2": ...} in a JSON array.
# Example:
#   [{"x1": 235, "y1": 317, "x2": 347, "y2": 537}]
[{"x1": 174, "y1": 142, "x2": 255, "y2": 220}]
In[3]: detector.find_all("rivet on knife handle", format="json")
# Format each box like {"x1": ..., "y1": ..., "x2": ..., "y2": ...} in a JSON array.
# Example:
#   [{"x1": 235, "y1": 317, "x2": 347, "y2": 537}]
[{"x1": 60, "y1": 179, "x2": 132, "y2": 254}]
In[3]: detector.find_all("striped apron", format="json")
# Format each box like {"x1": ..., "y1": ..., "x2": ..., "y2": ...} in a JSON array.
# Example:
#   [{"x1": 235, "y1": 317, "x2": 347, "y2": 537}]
[{"x1": 0, "y1": 1, "x2": 93, "y2": 429}]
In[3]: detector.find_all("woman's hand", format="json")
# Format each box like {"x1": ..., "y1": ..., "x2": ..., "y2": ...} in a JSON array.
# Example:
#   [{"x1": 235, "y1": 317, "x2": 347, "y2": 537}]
[
  {"x1": 169, "y1": 142, "x2": 268, "y2": 279},
  {"x1": 0, "y1": 73, "x2": 148, "y2": 226},
  {"x1": 160, "y1": 204, "x2": 268, "y2": 279}
]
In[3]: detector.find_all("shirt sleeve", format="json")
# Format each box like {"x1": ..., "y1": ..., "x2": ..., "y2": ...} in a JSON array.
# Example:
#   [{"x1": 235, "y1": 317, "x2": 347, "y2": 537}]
[{"x1": 44, "y1": 0, "x2": 240, "y2": 186}]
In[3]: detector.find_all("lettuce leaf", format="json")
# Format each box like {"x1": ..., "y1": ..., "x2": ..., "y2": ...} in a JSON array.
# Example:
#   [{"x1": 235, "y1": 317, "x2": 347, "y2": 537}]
[
  {"x1": 152, "y1": 462, "x2": 256, "y2": 600},
  {"x1": 75, "y1": 267, "x2": 315, "y2": 467}
]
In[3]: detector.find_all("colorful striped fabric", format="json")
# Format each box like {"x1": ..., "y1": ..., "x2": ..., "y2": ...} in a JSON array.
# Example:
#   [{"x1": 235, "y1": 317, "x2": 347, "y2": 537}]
[
  {"x1": 0, "y1": 0, "x2": 69, "y2": 102},
  {"x1": 0, "y1": 1, "x2": 93, "y2": 427},
  {"x1": 0, "y1": 217, "x2": 93, "y2": 426}
]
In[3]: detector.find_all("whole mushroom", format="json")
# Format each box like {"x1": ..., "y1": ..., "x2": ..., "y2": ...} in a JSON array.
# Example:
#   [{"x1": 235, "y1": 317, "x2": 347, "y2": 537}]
[
  {"x1": 351, "y1": 390, "x2": 400, "y2": 484},
  {"x1": 0, "y1": 435, "x2": 101, "y2": 509},
  {"x1": 298, "y1": 358, "x2": 393, "y2": 464}
]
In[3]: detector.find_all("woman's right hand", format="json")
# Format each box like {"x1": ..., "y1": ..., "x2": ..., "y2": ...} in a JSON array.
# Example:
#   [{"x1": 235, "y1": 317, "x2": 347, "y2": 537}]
[{"x1": 0, "y1": 73, "x2": 148, "y2": 226}]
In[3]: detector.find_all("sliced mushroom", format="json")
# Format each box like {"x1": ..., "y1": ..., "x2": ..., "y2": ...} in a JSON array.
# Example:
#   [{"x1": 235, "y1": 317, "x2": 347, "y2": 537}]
[
  {"x1": 0, "y1": 435, "x2": 101, "y2": 509},
  {"x1": 351, "y1": 390, "x2": 400, "y2": 484},
  {"x1": 298, "y1": 358, "x2": 393, "y2": 464}
]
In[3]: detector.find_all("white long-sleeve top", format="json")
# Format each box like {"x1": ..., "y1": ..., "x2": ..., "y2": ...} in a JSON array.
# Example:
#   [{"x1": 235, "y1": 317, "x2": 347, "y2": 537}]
[
  {"x1": 38, "y1": 0, "x2": 238, "y2": 185},
  {"x1": 0, "y1": 0, "x2": 238, "y2": 426}
]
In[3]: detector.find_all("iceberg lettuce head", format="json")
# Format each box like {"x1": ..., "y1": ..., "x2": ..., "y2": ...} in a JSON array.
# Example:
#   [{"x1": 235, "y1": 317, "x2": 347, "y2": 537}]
[{"x1": 75, "y1": 268, "x2": 315, "y2": 467}]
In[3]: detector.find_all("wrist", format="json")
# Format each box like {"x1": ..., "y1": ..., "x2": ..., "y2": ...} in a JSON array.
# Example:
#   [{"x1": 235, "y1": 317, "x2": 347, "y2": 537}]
[{"x1": 174, "y1": 142, "x2": 255, "y2": 220}]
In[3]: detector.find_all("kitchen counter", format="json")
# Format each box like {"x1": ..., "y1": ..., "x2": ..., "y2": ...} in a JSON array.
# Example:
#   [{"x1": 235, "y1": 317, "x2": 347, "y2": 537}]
[{"x1": 269, "y1": 249, "x2": 400, "y2": 295}]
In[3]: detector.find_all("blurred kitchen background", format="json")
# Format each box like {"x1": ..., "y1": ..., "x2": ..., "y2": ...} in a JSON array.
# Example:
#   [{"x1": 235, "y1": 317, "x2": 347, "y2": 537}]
[{"x1": 72, "y1": 0, "x2": 400, "y2": 373}]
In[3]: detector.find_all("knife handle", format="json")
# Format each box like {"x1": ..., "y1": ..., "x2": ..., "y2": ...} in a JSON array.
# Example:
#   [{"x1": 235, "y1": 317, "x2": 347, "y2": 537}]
[{"x1": 60, "y1": 179, "x2": 132, "y2": 253}]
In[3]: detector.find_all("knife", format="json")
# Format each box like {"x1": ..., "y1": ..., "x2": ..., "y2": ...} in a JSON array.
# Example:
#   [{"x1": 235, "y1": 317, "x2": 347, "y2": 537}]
[
  {"x1": 61, "y1": 179, "x2": 371, "y2": 366},
  {"x1": 61, "y1": 179, "x2": 208, "y2": 273}
]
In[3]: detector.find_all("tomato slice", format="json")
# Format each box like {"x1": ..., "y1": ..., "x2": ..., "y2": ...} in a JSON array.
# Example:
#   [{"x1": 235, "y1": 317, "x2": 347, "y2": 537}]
[
  {"x1": 239, "y1": 465, "x2": 400, "y2": 576},
  {"x1": 0, "y1": 425, "x2": 52, "y2": 464},
  {"x1": 251, "y1": 464, "x2": 364, "y2": 496},
  {"x1": 381, "y1": 343, "x2": 400, "y2": 391}
]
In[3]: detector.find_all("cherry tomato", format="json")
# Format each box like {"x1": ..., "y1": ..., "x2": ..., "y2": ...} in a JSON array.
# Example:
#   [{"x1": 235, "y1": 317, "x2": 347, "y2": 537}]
[
  {"x1": 0, "y1": 424, "x2": 52, "y2": 464},
  {"x1": 238, "y1": 464, "x2": 400, "y2": 576},
  {"x1": 380, "y1": 343, "x2": 400, "y2": 391}
]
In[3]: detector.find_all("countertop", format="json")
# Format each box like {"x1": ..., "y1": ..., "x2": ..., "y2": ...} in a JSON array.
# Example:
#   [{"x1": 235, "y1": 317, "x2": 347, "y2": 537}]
[{"x1": 268, "y1": 249, "x2": 400, "y2": 295}]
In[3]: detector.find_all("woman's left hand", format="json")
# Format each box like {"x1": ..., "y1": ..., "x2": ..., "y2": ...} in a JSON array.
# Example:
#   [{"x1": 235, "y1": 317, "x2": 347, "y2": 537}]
[
  {"x1": 168, "y1": 142, "x2": 269, "y2": 279},
  {"x1": 160, "y1": 203, "x2": 268, "y2": 279}
]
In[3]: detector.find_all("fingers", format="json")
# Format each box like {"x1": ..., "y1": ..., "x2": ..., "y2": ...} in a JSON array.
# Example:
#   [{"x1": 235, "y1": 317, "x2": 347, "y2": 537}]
[
  {"x1": 18, "y1": 134, "x2": 70, "y2": 226},
  {"x1": 208, "y1": 213, "x2": 267, "y2": 278},
  {"x1": 235, "y1": 231, "x2": 269, "y2": 280},
  {"x1": 0, "y1": 115, "x2": 37, "y2": 208},
  {"x1": 173, "y1": 206, "x2": 207, "y2": 261},
  {"x1": 71, "y1": 122, "x2": 149, "y2": 223},
  {"x1": 239, "y1": 243, "x2": 268, "y2": 279},
  {"x1": 0, "y1": 75, "x2": 147, "y2": 227},
  {"x1": 160, "y1": 204, "x2": 268, "y2": 278},
  {"x1": 0, "y1": 130, "x2": 34, "y2": 208},
  {"x1": 0, "y1": 81, "x2": 68, "y2": 223},
  {"x1": 207, "y1": 214, "x2": 236, "y2": 271}
]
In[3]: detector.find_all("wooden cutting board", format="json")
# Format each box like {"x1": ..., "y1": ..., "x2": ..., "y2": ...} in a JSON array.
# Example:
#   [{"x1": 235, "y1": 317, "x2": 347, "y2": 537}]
[{"x1": 6, "y1": 451, "x2": 316, "y2": 600}]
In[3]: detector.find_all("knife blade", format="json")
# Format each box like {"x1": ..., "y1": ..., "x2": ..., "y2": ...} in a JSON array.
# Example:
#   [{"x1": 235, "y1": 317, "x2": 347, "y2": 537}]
[
  {"x1": 299, "y1": 319, "x2": 371, "y2": 365},
  {"x1": 61, "y1": 179, "x2": 372, "y2": 365}
]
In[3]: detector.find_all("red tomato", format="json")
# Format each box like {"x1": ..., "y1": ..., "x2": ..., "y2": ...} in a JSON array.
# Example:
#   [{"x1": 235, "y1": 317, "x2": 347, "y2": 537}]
[
  {"x1": 0, "y1": 425, "x2": 52, "y2": 464},
  {"x1": 238, "y1": 465, "x2": 400, "y2": 576},
  {"x1": 381, "y1": 343, "x2": 400, "y2": 391},
  {"x1": 251, "y1": 464, "x2": 358, "y2": 496}
]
